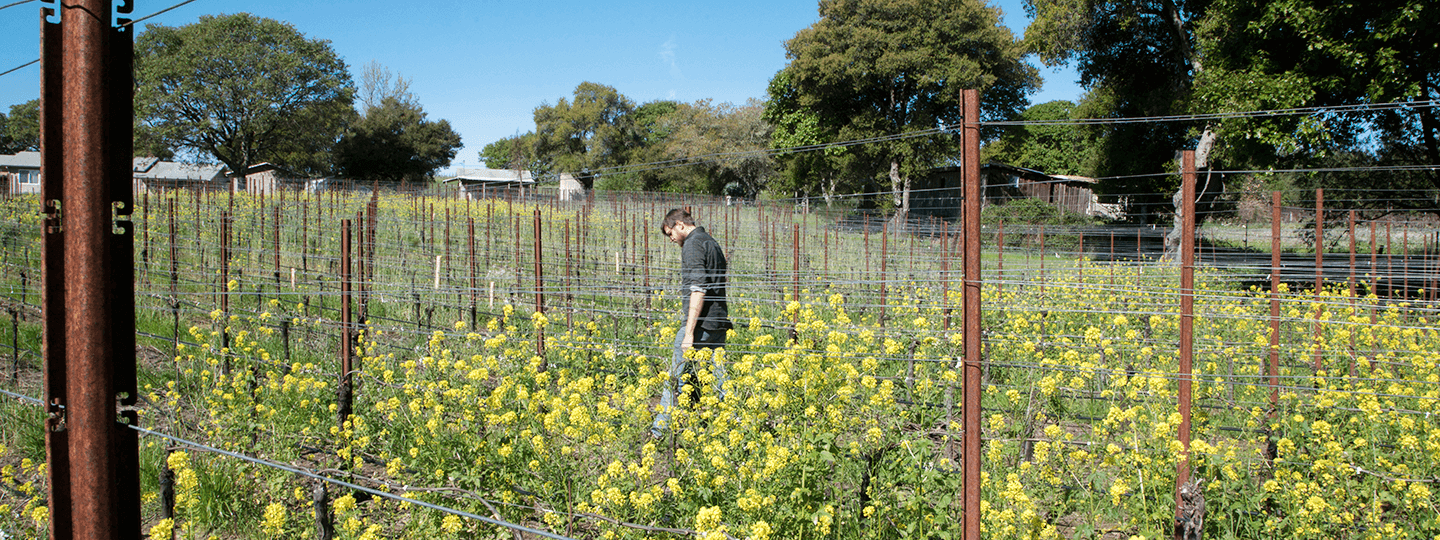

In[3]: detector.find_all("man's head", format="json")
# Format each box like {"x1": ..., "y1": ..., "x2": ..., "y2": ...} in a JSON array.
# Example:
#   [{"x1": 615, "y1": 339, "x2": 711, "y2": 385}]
[{"x1": 660, "y1": 208, "x2": 696, "y2": 245}]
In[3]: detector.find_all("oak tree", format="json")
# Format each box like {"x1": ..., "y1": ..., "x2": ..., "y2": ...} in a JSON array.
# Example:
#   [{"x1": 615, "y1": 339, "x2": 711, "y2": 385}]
[
  {"x1": 783, "y1": 0, "x2": 1038, "y2": 225},
  {"x1": 134, "y1": 14, "x2": 355, "y2": 176},
  {"x1": 333, "y1": 97, "x2": 462, "y2": 183}
]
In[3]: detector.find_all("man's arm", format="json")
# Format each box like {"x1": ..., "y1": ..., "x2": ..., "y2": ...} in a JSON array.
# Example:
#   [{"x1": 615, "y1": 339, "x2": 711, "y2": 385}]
[{"x1": 682, "y1": 288, "x2": 704, "y2": 349}]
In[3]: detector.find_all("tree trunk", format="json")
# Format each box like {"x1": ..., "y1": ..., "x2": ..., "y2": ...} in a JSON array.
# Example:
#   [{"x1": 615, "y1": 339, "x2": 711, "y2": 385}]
[
  {"x1": 889, "y1": 160, "x2": 910, "y2": 232},
  {"x1": 1161, "y1": 0, "x2": 1201, "y2": 84},
  {"x1": 1418, "y1": 81, "x2": 1440, "y2": 192}
]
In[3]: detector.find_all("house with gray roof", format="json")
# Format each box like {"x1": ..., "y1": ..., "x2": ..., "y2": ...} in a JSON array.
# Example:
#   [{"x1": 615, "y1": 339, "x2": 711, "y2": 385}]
[
  {"x1": 443, "y1": 168, "x2": 535, "y2": 200},
  {"x1": 3, "y1": 151, "x2": 232, "y2": 195},
  {"x1": 132, "y1": 156, "x2": 227, "y2": 191},
  {"x1": 0, "y1": 151, "x2": 42, "y2": 195}
]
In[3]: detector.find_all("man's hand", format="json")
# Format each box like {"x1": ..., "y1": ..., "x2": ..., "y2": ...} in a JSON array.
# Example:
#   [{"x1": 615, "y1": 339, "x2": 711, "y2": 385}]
[{"x1": 683, "y1": 288, "x2": 705, "y2": 351}]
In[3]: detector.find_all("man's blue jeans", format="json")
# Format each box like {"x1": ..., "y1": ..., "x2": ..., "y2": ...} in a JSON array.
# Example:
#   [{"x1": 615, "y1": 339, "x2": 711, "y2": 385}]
[{"x1": 652, "y1": 325, "x2": 728, "y2": 437}]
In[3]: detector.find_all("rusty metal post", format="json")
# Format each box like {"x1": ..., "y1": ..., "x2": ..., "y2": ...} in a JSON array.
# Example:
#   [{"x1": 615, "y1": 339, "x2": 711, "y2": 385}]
[
  {"x1": 40, "y1": 0, "x2": 140, "y2": 538},
  {"x1": 220, "y1": 211, "x2": 231, "y2": 374},
  {"x1": 1386, "y1": 223, "x2": 1393, "y2": 297},
  {"x1": 880, "y1": 222, "x2": 888, "y2": 326},
  {"x1": 1348, "y1": 210, "x2": 1356, "y2": 298},
  {"x1": 823, "y1": 224, "x2": 830, "y2": 276},
  {"x1": 533, "y1": 210, "x2": 546, "y2": 363},
  {"x1": 996, "y1": 220, "x2": 1004, "y2": 297},
  {"x1": 469, "y1": 217, "x2": 477, "y2": 327},
  {"x1": 273, "y1": 205, "x2": 282, "y2": 277},
  {"x1": 301, "y1": 200, "x2": 309, "y2": 273},
  {"x1": 1312, "y1": 189, "x2": 1324, "y2": 372},
  {"x1": 141, "y1": 190, "x2": 149, "y2": 285},
  {"x1": 1403, "y1": 226, "x2": 1410, "y2": 296},
  {"x1": 167, "y1": 198, "x2": 177, "y2": 291},
  {"x1": 942, "y1": 220, "x2": 951, "y2": 329},
  {"x1": 644, "y1": 217, "x2": 652, "y2": 310},
  {"x1": 1348, "y1": 210, "x2": 1357, "y2": 375},
  {"x1": 564, "y1": 219, "x2": 573, "y2": 330},
  {"x1": 1269, "y1": 192, "x2": 1282, "y2": 416},
  {"x1": 9, "y1": 307, "x2": 18, "y2": 382},
  {"x1": 793, "y1": 223, "x2": 801, "y2": 312},
  {"x1": 1109, "y1": 232, "x2": 1116, "y2": 286},
  {"x1": 338, "y1": 220, "x2": 353, "y2": 430},
  {"x1": 960, "y1": 88, "x2": 982, "y2": 540},
  {"x1": 1174, "y1": 150, "x2": 1196, "y2": 538}
]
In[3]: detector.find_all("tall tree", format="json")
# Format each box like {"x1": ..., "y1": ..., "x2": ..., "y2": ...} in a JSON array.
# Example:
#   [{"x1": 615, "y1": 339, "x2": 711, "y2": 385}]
[
  {"x1": 983, "y1": 99, "x2": 1098, "y2": 176},
  {"x1": 134, "y1": 13, "x2": 355, "y2": 176},
  {"x1": 1025, "y1": 0, "x2": 1207, "y2": 220},
  {"x1": 531, "y1": 82, "x2": 638, "y2": 182},
  {"x1": 765, "y1": 69, "x2": 857, "y2": 204},
  {"x1": 333, "y1": 97, "x2": 462, "y2": 183},
  {"x1": 1, "y1": 100, "x2": 39, "y2": 153},
  {"x1": 358, "y1": 61, "x2": 416, "y2": 112},
  {"x1": 1193, "y1": 0, "x2": 1440, "y2": 215},
  {"x1": 784, "y1": 0, "x2": 1038, "y2": 226},
  {"x1": 479, "y1": 133, "x2": 540, "y2": 171},
  {"x1": 623, "y1": 100, "x2": 686, "y2": 191},
  {"x1": 654, "y1": 99, "x2": 775, "y2": 196}
]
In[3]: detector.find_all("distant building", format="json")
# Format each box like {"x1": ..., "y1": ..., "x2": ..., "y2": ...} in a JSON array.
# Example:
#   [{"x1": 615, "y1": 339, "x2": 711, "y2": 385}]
[
  {"x1": 0, "y1": 151, "x2": 42, "y2": 195},
  {"x1": 132, "y1": 156, "x2": 227, "y2": 191},
  {"x1": 912, "y1": 163, "x2": 1121, "y2": 220},
  {"x1": 557, "y1": 173, "x2": 588, "y2": 202},
  {"x1": 236, "y1": 162, "x2": 314, "y2": 195},
  {"x1": 3, "y1": 152, "x2": 232, "y2": 195},
  {"x1": 443, "y1": 168, "x2": 535, "y2": 200}
]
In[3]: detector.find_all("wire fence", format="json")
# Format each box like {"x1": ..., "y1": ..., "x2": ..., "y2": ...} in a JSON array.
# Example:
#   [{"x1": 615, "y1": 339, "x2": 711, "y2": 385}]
[{"x1": 2, "y1": 177, "x2": 1440, "y2": 538}]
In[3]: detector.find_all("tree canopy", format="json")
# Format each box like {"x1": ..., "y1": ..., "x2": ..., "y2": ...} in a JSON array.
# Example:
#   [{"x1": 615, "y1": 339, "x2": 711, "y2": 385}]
[
  {"x1": 983, "y1": 99, "x2": 1096, "y2": 176},
  {"x1": 490, "y1": 84, "x2": 774, "y2": 195},
  {"x1": 479, "y1": 133, "x2": 540, "y2": 171},
  {"x1": 1024, "y1": 0, "x2": 1440, "y2": 220},
  {"x1": 1023, "y1": 0, "x2": 1203, "y2": 219},
  {"x1": 333, "y1": 97, "x2": 462, "y2": 183},
  {"x1": 531, "y1": 82, "x2": 638, "y2": 181},
  {"x1": 134, "y1": 13, "x2": 355, "y2": 176},
  {"x1": 1193, "y1": 0, "x2": 1440, "y2": 215},
  {"x1": 1, "y1": 100, "x2": 39, "y2": 154},
  {"x1": 780, "y1": 0, "x2": 1038, "y2": 223}
]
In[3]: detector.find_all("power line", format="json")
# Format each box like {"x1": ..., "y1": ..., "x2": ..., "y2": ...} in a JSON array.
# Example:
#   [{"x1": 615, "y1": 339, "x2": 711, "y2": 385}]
[
  {"x1": 0, "y1": 58, "x2": 37, "y2": 78},
  {"x1": 986, "y1": 99, "x2": 1440, "y2": 127},
  {"x1": 552, "y1": 99, "x2": 1440, "y2": 183},
  {"x1": 122, "y1": 0, "x2": 201, "y2": 27},
  {"x1": 0, "y1": 0, "x2": 203, "y2": 80},
  {"x1": 0, "y1": 0, "x2": 36, "y2": 12}
]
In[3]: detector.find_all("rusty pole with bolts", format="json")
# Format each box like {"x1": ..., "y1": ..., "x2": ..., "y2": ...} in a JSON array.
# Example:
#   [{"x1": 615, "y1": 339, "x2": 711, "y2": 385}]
[
  {"x1": 338, "y1": 220, "x2": 353, "y2": 430},
  {"x1": 1269, "y1": 192, "x2": 1282, "y2": 416},
  {"x1": 960, "y1": 88, "x2": 982, "y2": 540},
  {"x1": 1174, "y1": 150, "x2": 1197, "y2": 539},
  {"x1": 1313, "y1": 189, "x2": 1325, "y2": 372},
  {"x1": 40, "y1": 0, "x2": 141, "y2": 538}
]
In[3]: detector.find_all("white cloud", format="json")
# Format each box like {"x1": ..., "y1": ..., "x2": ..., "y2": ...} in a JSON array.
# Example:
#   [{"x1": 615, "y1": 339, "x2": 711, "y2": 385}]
[{"x1": 660, "y1": 36, "x2": 682, "y2": 79}]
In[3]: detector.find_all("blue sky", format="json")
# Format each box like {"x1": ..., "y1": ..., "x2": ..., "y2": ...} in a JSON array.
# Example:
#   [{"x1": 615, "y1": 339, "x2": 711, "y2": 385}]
[{"x1": 0, "y1": 0, "x2": 1084, "y2": 174}]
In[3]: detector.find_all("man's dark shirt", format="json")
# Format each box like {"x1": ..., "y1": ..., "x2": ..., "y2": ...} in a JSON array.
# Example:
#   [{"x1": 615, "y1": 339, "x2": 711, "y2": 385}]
[{"x1": 680, "y1": 226, "x2": 730, "y2": 330}]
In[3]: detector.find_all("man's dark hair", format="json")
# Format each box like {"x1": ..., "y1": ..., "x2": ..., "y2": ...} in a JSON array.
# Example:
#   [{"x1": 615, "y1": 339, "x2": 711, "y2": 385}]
[{"x1": 661, "y1": 208, "x2": 694, "y2": 235}]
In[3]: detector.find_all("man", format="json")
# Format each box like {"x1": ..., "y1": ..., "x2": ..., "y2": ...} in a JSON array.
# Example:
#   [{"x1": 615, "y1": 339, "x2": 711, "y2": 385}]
[{"x1": 651, "y1": 208, "x2": 730, "y2": 438}]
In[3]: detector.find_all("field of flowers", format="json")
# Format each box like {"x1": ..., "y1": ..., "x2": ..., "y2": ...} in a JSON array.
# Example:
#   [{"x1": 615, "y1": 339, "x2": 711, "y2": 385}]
[{"x1": 1, "y1": 189, "x2": 1438, "y2": 540}]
